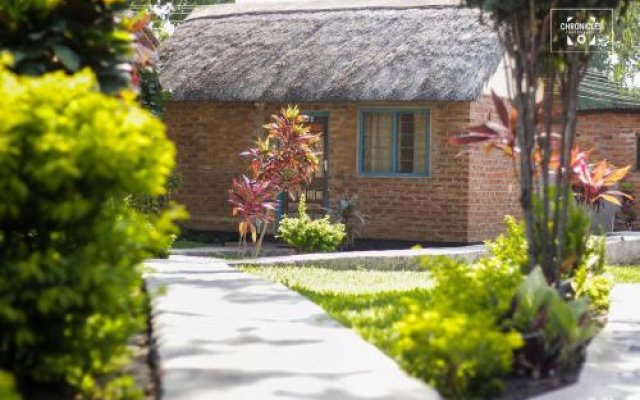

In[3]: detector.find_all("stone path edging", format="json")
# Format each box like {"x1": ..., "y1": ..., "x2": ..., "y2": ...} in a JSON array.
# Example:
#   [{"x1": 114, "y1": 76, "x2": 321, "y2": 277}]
[
  {"x1": 220, "y1": 235, "x2": 640, "y2": 270},
  {"x1": 227, "y1": 245, "x2": 487, "y2": 270}
]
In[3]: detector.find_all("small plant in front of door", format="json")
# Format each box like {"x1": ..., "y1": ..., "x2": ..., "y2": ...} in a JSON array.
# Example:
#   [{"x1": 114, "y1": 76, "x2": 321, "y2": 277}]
[
  {"x1": 277, "y1": 194, "x2": 345, "y2": 253},
  {"x1": 228, "y1": 106, "x2": 323, "y2": 257}
]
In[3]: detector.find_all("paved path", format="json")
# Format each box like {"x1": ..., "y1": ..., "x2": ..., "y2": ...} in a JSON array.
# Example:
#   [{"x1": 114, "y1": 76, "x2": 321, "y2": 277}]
[
  {"x1": 145, "y1": 255, "x2": 440, "y2": 400},
  {"x1": 536, "y1": 284, "x2": 640, "y2": 400}
]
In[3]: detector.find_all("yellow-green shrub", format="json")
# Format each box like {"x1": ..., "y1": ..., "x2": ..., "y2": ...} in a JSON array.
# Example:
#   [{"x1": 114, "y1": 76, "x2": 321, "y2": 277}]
[
  {"x1": 0, "y1": 64, "x2": 179, "y2": 397},
  {"x1": 277, "y1": 195, "x2": 345, "y2": 253},
  {"x1": 491, "y1": 216, "x2": 611, "y2": 316},
  {"x1": 573, "y1": 264, "x2": 613, "y2": 315},
  {"x1": 487, "y1": 215, "x2": 529, "y2": 273},
  {"x1": 395, "y1": 255, "x2": 524, "y2": 398},
  {"x1": 0, "y1": 371, "x2": 20, "y2": 400},
  {"x1": 396, "y1": 308, "x2": 522, "y2": 400},
  {"x1": 426, "y1": 255, "x2": 523, "y2": 316}
]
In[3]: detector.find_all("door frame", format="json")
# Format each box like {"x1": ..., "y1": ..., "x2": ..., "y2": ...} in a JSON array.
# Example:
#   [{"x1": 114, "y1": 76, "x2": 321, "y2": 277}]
[{"x1": 305, "y1": 110, "x2": 330, "y2": 211}]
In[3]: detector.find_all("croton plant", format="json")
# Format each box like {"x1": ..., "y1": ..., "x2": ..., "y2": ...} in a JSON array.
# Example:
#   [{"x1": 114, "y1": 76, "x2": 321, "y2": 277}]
[
  {"x1": 450, "y1": 91, "x2": 631, "y2": 211},
  {"x1": 229, "y1": 106, "x2": 322, "y2": 256}
]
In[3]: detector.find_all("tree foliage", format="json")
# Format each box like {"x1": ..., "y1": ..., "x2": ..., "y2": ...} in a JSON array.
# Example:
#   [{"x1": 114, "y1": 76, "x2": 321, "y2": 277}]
[
  {"x1": 0, "y1": 0, "x2": 134, "y2": 93},
  {"x1": 590, "y1": 2, "x2": 640, "y2": 89}
]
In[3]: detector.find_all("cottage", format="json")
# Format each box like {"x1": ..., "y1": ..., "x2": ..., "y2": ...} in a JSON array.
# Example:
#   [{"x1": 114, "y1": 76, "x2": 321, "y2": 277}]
[{"x1": 158, "y1": 0, "x2": 639, "y2": 243}]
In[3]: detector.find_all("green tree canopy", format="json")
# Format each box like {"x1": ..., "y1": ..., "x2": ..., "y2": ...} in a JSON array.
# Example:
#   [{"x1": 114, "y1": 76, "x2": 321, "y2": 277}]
[{"x1": 0, "y1": 0, "x2": 134, "y2": 93}]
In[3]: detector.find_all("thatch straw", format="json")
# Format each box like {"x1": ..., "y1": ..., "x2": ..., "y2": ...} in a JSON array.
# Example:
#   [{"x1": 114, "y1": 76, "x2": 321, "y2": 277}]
[{"x1": 159, "y1": 0, "x2": 502, "y2": 102}]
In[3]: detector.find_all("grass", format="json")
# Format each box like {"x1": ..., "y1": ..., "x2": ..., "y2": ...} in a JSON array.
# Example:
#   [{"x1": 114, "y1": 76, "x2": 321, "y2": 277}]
[
  {"x1": 239, "y1": 265, "x2": 640, "y2": 350},
  {"x1": 238, "y1": 266, "x2": 433, "y2": 349},
  {"x1": 240, "y1": 263, "x2": 637, "y2": 399},
  {"x1": 606, "y1": 265, "x2": 640, "y2": 283}
]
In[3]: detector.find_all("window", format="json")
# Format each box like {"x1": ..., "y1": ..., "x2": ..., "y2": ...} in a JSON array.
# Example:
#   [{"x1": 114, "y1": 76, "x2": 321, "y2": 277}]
[{"x1": 359, "y1": 109, "x2": 430, "y2": 176}]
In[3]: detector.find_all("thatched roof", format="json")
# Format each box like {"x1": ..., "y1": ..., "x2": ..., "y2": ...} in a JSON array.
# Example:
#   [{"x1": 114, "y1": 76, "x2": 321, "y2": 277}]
[{"x1": 159, "y1": 0, "x2": 503, "y2": 102}]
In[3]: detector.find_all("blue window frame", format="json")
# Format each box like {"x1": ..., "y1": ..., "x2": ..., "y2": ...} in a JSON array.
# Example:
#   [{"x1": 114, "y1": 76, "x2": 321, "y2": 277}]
[{"x1": 358, "y1": 108, "x2": 430, "y2": 177}]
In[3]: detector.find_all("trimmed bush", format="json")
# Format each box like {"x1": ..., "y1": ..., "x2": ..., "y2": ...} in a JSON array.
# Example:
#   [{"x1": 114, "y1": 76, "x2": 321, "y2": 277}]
[
  {"x1": 277, "y1": 195, "x2": 345, "y2": 253},
  {"x1": 0, "y1": 64, "x2": 179, "y2": 397}
]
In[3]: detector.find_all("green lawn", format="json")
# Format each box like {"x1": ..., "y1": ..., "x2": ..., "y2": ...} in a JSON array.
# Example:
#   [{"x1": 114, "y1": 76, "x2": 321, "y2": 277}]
[
  {"x1": 240, "y1": 265, "x2": 640, "y2": 346},
  {"x1": 240, "y1": 264, "x2": 640, "y2": 399},
  {"x1": 606, "y1": 265, "x2": 640, "y2": 283},
  {"x1": 238, "y1": 266, "x2": 433, "y2": 348}
]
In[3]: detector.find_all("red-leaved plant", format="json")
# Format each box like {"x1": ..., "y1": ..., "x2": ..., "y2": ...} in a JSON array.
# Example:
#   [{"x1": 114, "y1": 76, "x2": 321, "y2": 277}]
[
  {"x1": 126, "y1": 11, "x2": 160, "y2": 88},
  {"x1": 449, "y1": 92, "x2": 519, "y2": 156},
  {"x1": 570, "y1": 148, "x2": 631, "y2": 210},
  {"x1": 229, "y1": 106, "x2": 322, "y2": 257},
  {"x1": 242, "y1": 108, "x2": 321, "y2": 193},
  {"x1": 228, "y1": 176, "x2": 277, "y2": 255},
  {"x1": 450, "y1": 91, "x2": 631, "y2": 211}
]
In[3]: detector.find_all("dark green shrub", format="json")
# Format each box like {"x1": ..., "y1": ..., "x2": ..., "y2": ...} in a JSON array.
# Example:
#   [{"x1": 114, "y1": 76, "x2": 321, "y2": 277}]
[
  {"x1": 331, "y1": 192, "x2": 367, "y2": 249},
  {"x1": 0, "y1": 0, "x2": 132, "y2": 93},
  {"x1": 509, "y1": 267, "x2": 597, "y2": 378},
  {"x1": 0, "y1": 64, "x2": 178, "y2": 397},
  {"x1": 277, "y1": 195, "x2": 345, "y2": 253},
  {"x1": 139, "y1": 70, "x2": 171, "y2": 116}
]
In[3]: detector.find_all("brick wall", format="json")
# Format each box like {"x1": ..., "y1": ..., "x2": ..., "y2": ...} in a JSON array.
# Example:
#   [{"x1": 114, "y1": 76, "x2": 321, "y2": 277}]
[
  {"x1": 319, "y1": 102, "x2": 473, "y2": 243},
  {"x1": 467, "y1": 95, "x2": 521, "y2": 242},
  {"x1": 164, "y1": 102, "x2": 257, "y2": 231},
  {"x1": 165, "y1": 101, "x2": 474, "y2": 242},
  {"x1": 574, "y1": 111, "x2": 640, "y2": 230}
]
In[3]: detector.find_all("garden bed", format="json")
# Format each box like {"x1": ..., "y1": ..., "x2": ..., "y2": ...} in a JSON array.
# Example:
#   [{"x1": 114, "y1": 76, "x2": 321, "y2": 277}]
[{"x1": 237, "y1": 264, "x2": 640, "y2": 399}]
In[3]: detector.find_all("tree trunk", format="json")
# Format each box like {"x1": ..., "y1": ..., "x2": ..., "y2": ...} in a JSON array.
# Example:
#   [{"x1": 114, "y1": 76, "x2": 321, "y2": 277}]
[{"x1": 254, "y1": 221, "x2": 268, "y2": 258}]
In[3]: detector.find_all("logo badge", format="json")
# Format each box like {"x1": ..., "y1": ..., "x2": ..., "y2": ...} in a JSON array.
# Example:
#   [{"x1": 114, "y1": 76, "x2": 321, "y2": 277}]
[{"x1": 550, "y1": 9, "x2": 613, "y2": 53}]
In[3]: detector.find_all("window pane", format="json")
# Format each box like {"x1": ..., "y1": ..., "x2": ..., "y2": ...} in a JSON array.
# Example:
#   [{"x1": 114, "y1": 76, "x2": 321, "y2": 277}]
[
  {"x1": 413, "y1": 112, "x2": 427, "y2": 174},
  {"x1": 397, "y1": 112, "x2": 415, "y2": 173},
  {"x1": 363, "y1": 112, "x2": 393, "y2": 173},
  {"x1": 396, "y1": 111, "x2": 427, "y2": 174}
]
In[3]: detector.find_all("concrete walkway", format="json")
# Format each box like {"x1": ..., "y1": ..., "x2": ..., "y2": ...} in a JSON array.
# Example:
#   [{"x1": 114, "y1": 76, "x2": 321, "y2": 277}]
[
  {"x1": 536, "y1": 284, "x2": 640, "y2": 400},
  {"x1": 145, "y1": 255, "x2": 440, "y2": 400}
]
